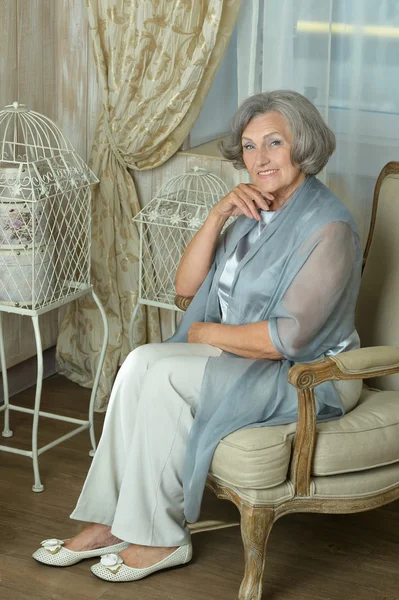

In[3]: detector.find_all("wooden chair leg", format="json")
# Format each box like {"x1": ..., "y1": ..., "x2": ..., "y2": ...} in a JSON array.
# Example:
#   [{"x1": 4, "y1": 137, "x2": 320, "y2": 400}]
[{"x1": 238, "y1": 505, "x2": 275, "y2": 600}]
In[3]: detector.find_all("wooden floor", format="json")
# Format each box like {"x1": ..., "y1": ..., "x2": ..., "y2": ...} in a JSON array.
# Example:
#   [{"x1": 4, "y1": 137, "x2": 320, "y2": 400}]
[{"x1": 1, "y1": 374, "x2": 399, "y2": 600}]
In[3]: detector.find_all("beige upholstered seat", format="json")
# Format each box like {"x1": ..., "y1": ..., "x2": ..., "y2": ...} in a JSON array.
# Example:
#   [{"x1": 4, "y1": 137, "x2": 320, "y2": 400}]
[
  {"x1": 211, "y1": 386, "x2": 399, "y2": 490},
  {"x1": 176, "y1": 162, "x2": 399, "y2": 600}
]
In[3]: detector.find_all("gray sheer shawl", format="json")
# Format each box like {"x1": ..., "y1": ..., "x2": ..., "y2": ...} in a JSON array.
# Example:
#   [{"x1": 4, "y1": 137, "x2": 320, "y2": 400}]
[{"x1": 166, "y1": 175, "x2": 362, "y2": 522}]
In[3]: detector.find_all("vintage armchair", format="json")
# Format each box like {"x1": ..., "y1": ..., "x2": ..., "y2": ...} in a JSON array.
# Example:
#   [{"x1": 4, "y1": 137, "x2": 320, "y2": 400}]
[{"x1": 175, "y1": 161, "x2": 399, "y2": 600}]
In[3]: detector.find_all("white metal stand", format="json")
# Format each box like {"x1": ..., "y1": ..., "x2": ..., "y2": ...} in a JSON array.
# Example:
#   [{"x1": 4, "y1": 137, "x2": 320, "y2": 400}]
[
  {"x1": 0, "y1": 286, "x2": 108, "y2": 492},
  {"x1": 128, "y1": 299, "x2": 180, "y2": 351}
]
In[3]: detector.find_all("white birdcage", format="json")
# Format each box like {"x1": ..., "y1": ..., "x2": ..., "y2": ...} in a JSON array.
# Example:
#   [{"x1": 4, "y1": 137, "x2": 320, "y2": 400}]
[
  {"x1": 129, "y1": 167, "x2": 229, "y2": 348},
  {"x1": 0, "y1": 101, "x2": 98, "y2": 309},
  {"x1": 0, "y1": 102, "x2": 108, "y2": 493}
]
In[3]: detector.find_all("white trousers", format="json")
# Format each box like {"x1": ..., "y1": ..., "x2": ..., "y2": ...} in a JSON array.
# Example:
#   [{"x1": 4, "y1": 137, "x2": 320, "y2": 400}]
[
  {"x1": 70, "y1": 342, "x2": 362, "y2": 547},
  {"x1": 70, "y1": 343, "x2": 221, "y2": 547}
]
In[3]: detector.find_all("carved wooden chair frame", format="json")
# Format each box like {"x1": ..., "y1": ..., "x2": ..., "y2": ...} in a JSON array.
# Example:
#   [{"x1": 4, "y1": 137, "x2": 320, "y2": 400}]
[{"x1": 174, "y1": 162, "x2": 399, "y2": 600}]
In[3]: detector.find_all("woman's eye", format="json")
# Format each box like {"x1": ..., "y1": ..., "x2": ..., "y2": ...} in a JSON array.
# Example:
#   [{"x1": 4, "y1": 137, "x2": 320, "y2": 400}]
[
  {"x1": 243, "y1": 144, "x2": 255, "y2": 151},
  {"x1": 270, "y1": 140, "x2": 281, "y2": 147}
]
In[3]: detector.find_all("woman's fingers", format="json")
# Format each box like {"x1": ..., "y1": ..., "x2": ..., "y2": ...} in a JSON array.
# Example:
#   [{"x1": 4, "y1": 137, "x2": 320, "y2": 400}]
[
  {"x1": 246, "y1": 184, "x2": 274, "y2": 206},
  {"x1": 236, "y1": 185, "x2": 272, "y2": 216},
  {"x1": 229, "y1": 195, "x2": 257, "y2": 220},
  {"x1": 233, "y1": 188, "x2": 262, "y2": 220},
  {"x1": 214, "y1": 190, "x2": 255, "y2": 219},
  {"x1": 215, "y1": 184, "x2": 274, "y2": 220},
  {"x1": 239, "y1": 198, "x2": 260, "y2": 220}
]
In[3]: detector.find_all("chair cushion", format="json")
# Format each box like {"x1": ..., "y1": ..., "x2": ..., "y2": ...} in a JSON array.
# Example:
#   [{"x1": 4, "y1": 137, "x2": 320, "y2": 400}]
[
  {"x1": 210, "y1": 387, "x2": 399, "y2": 489},
  {"x1": 208, "y1": 461, "x2": 399, "y2": 506},
  {"x1": 312, "y1": 461, "x2": 399, "y2": 499},
  {"x1": 313, "y1": 387, "x2": 399, "y2": 474}
]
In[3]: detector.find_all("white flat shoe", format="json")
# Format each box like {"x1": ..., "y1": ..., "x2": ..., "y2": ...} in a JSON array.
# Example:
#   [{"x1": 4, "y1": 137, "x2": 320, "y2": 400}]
[
  {"x1": 32, "y1": 538, "x2": 130, "y2": 567},
  {"x1": 90, "y1": 542, "x2": 193, "y2": 582}
]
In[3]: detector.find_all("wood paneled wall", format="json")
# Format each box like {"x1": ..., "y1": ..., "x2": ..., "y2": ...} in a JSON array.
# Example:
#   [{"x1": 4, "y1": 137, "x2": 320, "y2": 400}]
[{"x1": 0, "y1": 0, "x2": 101, "y2": 369}]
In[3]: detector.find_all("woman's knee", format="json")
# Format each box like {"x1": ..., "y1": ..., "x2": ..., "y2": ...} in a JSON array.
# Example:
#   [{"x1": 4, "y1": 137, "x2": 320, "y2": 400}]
[
  {"x1": 139, "y1": 357, "x2": 193, "y2": 419},
  {"x1": 121, "y1": 343, "x2": 165, "y2": 372},
  {"x1": 144, "y1": 356, "x2": 176, "y2": 382},
  {"x1": 142, "y1": 355, "x2": 206, "y2": 408},
  {"x1": 109, "y1": 345, "x2": 161, "y2": 404}
]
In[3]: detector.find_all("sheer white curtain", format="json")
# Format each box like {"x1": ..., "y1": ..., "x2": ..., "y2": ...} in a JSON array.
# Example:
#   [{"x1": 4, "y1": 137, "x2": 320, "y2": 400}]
[{"x1": 237, "y1": 0, "x2": 399, "y2": 243}]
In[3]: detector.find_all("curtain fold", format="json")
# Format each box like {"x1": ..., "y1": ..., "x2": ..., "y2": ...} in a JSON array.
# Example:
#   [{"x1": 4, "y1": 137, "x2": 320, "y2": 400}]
[
  {"x1": 237, "y1": 0, "x2": 399, "y2": 244},
  {"x1": 57, "y1": 0, "x2": 241, "y2": 410}
]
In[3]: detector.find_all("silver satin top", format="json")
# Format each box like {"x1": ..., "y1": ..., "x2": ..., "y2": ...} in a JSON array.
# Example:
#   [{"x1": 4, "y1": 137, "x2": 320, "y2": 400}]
[{"x1": 218, "y1": 210, "x2": 275, "y2": 323}]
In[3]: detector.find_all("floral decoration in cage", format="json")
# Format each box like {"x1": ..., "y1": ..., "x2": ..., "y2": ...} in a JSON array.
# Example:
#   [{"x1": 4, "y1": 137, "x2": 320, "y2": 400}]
[
  {"x1": 132, "y1": 167, "x2": 229, "y2": 309},
  {"x1": 0, "y1": 101, "x2": 98, "y2": 311}
]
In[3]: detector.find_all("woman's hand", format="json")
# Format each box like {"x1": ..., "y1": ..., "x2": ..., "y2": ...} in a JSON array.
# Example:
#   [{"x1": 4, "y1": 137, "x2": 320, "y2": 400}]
[
  {"x1": 187, "y1": 321, "x2": 283, "y2": 359},
  {"x1": 211, "y1": 184, "x2": 274, "y2": 222},
  {"x1": 187, "y1": 322, "x2": 213, "y2": 345}
]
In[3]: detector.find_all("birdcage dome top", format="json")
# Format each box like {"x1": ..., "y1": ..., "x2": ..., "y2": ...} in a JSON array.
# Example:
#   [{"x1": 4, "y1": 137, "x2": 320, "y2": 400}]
[
  {"x1": 0, "y1": 102, "x2": 97, "y2": 202},
  {"x1": 133, "y1": 167, "x2": 229, "y2": 230}
]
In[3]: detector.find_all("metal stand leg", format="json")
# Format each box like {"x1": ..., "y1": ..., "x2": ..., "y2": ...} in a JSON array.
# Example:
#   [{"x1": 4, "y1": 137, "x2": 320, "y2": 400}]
[
  {"x1": 0, "y1": 313, "x2": 13, "y2": 438},
  {"x1": 31, "y1": 315, "x2": 44, "y2": 492},
  {"x1": 128, "y1": 301, "x2": 140, "y2": 351},
  {"x1": 88, "y1": 289, "x2": 109, "y2": 457}
]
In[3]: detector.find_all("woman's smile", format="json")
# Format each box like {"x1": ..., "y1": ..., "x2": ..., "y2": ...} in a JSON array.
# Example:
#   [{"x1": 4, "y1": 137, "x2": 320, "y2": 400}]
[{"x1": 257, "y1": 168, "x2": 279, "y2": 178}]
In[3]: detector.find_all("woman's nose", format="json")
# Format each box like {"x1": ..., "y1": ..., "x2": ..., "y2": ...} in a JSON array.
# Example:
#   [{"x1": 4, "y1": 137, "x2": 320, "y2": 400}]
[{"x1": 256, "y1": 147, "x2": 270, "y2": 167}]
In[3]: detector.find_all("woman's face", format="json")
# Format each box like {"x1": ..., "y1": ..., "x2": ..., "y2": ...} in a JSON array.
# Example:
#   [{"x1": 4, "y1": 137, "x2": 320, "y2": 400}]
[{"x1": 241, "y1": 111, "x2": 306, "y2": 207}]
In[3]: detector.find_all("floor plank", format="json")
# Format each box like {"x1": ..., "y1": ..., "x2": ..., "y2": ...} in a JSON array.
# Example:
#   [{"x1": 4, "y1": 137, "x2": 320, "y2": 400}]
[{"x1": 0, "y1": 374, "x2": 399, "y2": 600}]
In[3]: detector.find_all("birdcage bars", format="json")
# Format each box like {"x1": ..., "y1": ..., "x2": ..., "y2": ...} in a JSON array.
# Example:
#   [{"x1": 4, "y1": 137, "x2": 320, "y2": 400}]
[
  {"x1": 129, "y1": 167, "x2": 229, "y2": 349},
  {"x1": 0, "y1": 105, "x2": 96, "y2": 313},
  {"x1": 0, "y1": 102, "x2": 107, "y2": 492}
]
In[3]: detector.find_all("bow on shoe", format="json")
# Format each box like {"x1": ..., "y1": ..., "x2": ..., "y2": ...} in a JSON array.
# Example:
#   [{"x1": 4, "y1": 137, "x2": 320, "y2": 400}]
[
  {"x1": 41, "y1": 539, "x2": 64, "y2": 554},
  {"x1": 101, "y1": 553, "x2": 124, "y2": 574}
]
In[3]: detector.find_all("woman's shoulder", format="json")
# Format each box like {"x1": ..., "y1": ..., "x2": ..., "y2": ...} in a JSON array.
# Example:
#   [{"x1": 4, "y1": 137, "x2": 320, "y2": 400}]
[
  {"x1": 308, "y1": 176, "x2": 353, "y2": 215},
  {"x1": 300, "y1": 176, "x2": 359, "y2": 233}
]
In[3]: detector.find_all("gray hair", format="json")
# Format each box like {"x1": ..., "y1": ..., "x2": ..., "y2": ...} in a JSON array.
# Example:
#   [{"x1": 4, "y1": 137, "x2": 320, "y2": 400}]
[{"x1": 219, "y1": 90, "x2": 336, "y2": 175}]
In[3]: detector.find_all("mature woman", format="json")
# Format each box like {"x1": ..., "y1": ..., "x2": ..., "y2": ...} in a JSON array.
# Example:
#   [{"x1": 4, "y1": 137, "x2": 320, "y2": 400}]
[{"x1": 32, "y1": 90, "x2": 362, "y2": 582}]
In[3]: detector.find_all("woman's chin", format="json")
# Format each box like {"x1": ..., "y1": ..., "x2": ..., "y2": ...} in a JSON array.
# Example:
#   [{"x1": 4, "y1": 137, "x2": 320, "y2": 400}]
[
  {"x1": 253, "y1": 175, "x2": 281, "y2": 193},
  {"x1": 258, "y1": 183, "x2": 282, "y2": 197}
]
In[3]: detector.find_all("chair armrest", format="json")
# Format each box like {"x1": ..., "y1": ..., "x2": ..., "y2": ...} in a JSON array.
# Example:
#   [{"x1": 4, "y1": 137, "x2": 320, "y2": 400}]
[
  {"x1": 175, "y1": 295, "x2": 193, "y2": 311},
  {"x1": 287, "y1": 346, "x2": 399, "y2": 498},
  {"x1": 288, "y1": 346, "x2": 399, "y2": 388}
]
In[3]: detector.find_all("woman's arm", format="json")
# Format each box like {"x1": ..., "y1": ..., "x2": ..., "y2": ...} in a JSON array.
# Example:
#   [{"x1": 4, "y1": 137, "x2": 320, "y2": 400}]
[
  {"x1": 268, "y1": 222, "x2": 356, "y2": 360},
  {"x1": 187, "y1": 222, "x2": 356, "y2": 361},
  {"x1": 175, "y1": 210, "x2": 228, "y2": 297},
  {"x1": 175, "y1": 184, "x2": 272, "y2": 297},
  {"x1": 188, "y1": 321, "x2": 283, "y2": 360}
]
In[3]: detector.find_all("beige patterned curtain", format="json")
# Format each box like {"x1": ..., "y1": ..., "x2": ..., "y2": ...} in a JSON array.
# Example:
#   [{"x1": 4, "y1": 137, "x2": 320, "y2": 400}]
[{"x1": 56, "y1": 0, "x2": 241, "y2": 410}]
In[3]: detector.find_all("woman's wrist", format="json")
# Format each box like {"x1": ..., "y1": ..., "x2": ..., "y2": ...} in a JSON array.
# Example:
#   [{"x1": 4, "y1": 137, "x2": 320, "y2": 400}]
[{"x1": 207, "y1": 206, "x2": 230, "y2": 229}]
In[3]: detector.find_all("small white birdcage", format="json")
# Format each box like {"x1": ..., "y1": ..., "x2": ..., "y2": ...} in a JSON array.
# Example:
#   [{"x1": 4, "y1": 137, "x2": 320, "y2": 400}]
[
  {"x1": 0, "y1": 102, "x2": 97, "y2": 310},
  {"x1": 129, "y1": 167, "x2": 229, "y2": 348},
  {"x1": 0, "y1": 102, "x2": 108, "y2": 493}
]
